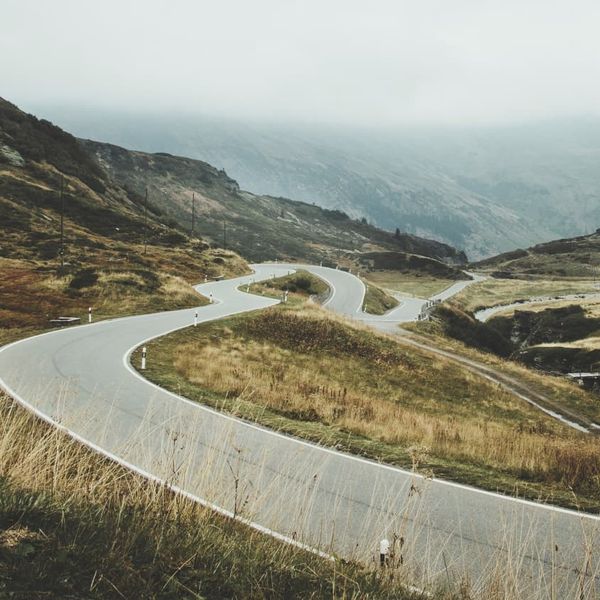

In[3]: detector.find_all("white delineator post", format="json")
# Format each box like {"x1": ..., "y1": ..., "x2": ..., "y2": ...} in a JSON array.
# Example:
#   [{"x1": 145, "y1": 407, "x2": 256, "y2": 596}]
[
  {"x1": 88, "y1": 307, "x2": 92, "y2": 323},
  {"x1": 141, "y1": 347, "x2": 147, "y2": 370},
  {"x1": 194, "y1": 311, "x2": 198, "y2": 327},
  {"x1": 379, "y1": 538, "x2": 390, "y2": 567},
  {"x1": 209, "y1": 293, "x2": 213, "y2": 304}
]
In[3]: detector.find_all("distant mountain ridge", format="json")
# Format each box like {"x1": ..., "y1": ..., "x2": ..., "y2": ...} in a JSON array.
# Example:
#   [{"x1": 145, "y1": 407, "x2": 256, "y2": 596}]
[
  {"x1": 474, "y1": 229, "x2": 600, "y2": 278},
  {"x1": 0, "y1": 97, "x2": 464, "y2": 271},
  {"x1": 80, "y1": 138, "x2": 465, "y2": 265},
  {"x1": 29, "y1": 107, "x2": 600, "y2": 259}
]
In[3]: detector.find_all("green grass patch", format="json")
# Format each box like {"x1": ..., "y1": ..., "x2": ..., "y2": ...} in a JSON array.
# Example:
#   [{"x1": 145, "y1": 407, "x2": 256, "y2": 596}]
[
  {"x1": 362, "y1": 282, "x2": 399, "y2": 315},
  {"x1": 364, "y1": 271, "x2": 456, "y2": 298}
]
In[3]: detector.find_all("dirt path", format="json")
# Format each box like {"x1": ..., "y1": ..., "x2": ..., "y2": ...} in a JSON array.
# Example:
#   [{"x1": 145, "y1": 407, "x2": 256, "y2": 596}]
[{"x1": 395, "y1": 332, "x2": 595, "y2": 433}]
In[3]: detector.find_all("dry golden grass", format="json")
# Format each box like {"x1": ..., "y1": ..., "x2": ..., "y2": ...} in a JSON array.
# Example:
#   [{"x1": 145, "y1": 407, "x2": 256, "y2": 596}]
[
  {"x1": 452, "y1": 277, "x2": 599, "y2": 312},
  {"x1": 0, "y1": 394, "x2": 423, "y2": 599},
  {"x1": 143, "y1": 305, "x2": 600, "y2": 509},
  {"x1": 173, "y1": 332, "x2": 599, "y2": 491},
  {"x1": 364, "y1": 271, "x2": 456, "y2": 298}
]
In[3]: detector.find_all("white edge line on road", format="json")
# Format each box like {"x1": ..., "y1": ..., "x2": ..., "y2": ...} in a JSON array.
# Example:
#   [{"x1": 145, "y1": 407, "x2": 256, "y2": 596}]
[
  {"x1": 0, "y1": 321, "x2": 334, "y2": 563},
  {"x1": 118, "y1": 290, "x2": 600, "y2": 523},
  {"x1": 1, "y1": 262, "x2": 599, "y2": 565}
]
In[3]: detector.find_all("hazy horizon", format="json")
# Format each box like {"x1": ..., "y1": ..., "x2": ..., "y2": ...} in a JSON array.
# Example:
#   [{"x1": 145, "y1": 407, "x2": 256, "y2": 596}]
[{"x1": 3, "y1": 0, "x2": 600, "y2": 128}]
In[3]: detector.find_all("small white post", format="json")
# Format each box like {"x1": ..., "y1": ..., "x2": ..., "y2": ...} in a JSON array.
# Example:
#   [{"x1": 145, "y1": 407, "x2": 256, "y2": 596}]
[
  {"x1": 209, "y1": 293, "x2": 213, "y2": 304},
  {"x1": 284, "y1": 290, "x2": 289, "y2": 303},
  {"x1": 194, "y1": 311, "x2": 198, "y2": 327},
  {"x1": 379, "y1": 538, "x2": 390, "y2": 568},
  {"x1": 204, "y1": 275, "x2": 208, "y2": 283},
  {"x1": 88, "y1": 307, "x2": 92, "y2": 323},
  {"x1": 319, "y1": 261, "x2": 323, "y2": 267},
  {"x1": 141, "y1": 347, "x2": 147, "y2": 370},
  {"x1": 246, "y1": 283, "x2": 250, "y2": 292}
]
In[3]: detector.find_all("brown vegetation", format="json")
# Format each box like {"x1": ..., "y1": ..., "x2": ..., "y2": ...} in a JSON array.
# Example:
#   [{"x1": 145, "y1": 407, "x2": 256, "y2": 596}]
[{"x1": 141, "y1": 306, "x2": 600, "y2": 510}]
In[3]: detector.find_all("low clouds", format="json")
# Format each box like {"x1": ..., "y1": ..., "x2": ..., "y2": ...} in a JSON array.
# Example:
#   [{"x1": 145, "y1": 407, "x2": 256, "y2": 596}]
[{"x1": 2, "y1": 0, "x2": 600, "y2": 126}]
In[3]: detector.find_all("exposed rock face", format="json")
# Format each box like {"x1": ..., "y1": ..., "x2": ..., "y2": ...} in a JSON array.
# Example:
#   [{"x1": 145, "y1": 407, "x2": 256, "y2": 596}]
[{"x1": 0, "y1": 144, "x2": 25, "y2": 167}]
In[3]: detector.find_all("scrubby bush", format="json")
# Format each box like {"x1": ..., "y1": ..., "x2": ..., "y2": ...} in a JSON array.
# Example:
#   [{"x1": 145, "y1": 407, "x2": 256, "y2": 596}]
[{"x1": 69, "y1": 268, "x2": 98, "y2": 290}]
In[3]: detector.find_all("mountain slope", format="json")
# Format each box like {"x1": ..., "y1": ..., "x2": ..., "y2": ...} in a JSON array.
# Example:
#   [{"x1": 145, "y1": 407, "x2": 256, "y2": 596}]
[
  {"x1": 474, "y1": 229, "x2": 600, "y2": 278},
  {"x1": 34, "y1": 108, "x2": 600, "y2": 259},
  {"x1": 0, "y1": 97, "x2": 248, "y2": 336},
  {"x1": 81, "y1": 138, "x2": 466, "y2": 265}
]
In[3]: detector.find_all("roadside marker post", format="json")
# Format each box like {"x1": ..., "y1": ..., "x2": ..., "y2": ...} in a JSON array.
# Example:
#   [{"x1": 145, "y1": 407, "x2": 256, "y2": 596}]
[
  {"x1": 209, "y1": 293, "x2": 214, "y2": 304},
  {"x1": 379, "y1": 538, "x2": 390, "y2": 568},
  {"x1": 194, "y1": 311, "x2": 198, "y2": 327},
  {"x1": 141, "y1": 347, "x2": 147, "y2": 370},
  {"x1": 88, "y1": 307, "x2": 92, "y2": 323}
]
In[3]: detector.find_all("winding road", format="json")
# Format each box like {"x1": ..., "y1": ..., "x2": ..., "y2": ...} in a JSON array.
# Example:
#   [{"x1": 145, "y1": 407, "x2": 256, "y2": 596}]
[{"x1": 1, "y1": 263, "x2": 599, "y2": 597}]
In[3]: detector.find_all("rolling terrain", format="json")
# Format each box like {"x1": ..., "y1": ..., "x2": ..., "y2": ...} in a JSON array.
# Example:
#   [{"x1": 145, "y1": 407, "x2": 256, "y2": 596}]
[
  {"x1": 80, "y1": 138, "x2": 464, "y2": 265},
  {"x1": 31, "y1": 107, "x2": 600, "y2": 258},
  {"x1": 0, "y1": 96, "x2": 463, "y2": 341},
  {"x1": 429, "y1": 230, "x2": 600, "y2": 379}
]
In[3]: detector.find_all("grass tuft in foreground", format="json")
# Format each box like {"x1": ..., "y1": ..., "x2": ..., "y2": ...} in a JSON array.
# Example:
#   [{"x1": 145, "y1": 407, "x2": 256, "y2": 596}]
[{"x1": 0, "y1": 394, "x2": 426, "y2": 599}]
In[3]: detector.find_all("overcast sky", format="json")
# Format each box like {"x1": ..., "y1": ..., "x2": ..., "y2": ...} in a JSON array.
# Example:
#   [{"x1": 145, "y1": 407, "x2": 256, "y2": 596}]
[{"x1": 2, "y1": 0, "x2": 600, "y2": 127}]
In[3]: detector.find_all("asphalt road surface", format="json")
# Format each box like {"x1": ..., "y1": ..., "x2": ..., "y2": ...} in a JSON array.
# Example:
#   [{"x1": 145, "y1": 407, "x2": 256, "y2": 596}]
[{"x1": 1, "y1": 263, "x2": 598, "y2": 597}]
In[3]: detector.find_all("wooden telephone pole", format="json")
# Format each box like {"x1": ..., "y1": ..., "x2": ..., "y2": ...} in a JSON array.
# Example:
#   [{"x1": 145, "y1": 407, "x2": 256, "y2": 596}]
[
  {"x1": 191, "y1": 192, "x2": 195, "y2": 238},
  {"x1": 144, "y1": 187, "x2": 148, "y2": 255},
  {"x1": 59, "y1": 174, "x2": 65, "y2": 269}
]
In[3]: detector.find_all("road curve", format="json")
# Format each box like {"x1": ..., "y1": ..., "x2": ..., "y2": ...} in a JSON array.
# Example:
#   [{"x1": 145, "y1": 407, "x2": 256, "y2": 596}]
[{"x1": 1, "y1": 264, "x2": 599, "y2": 597}]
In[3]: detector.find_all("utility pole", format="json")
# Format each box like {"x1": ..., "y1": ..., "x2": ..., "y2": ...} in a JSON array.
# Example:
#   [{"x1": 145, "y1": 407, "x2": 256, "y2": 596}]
[
  {"x1": 223, "y1": 220, "x2": 227, "y2": 249},
  {"x1": 59, "y1": 174, "x2": 65, "y2": 270},
  {"x1": 144, "y1": 187, "x2": 148, "y2": 255},
  {"x1": 191, "y1": 192, "x2": 195, "y2": 238}
]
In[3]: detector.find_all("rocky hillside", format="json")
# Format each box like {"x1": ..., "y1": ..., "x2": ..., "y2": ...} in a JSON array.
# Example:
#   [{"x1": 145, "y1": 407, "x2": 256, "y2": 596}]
[
  {"x1": 39, "y1": 109, "x2": 600, "y2": 259},
  {"x1": 0, "y1": 97, "x2": 248, "y2": 335},
  {"x1": 81, "y1": 138, "x2": 466, "y2": 265},
  {"x1": 474, "y1": 229, "x2": 600, "y2": 278}
]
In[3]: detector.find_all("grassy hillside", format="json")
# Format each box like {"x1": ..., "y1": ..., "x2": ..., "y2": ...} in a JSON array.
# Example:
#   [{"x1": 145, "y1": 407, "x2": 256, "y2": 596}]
[
  {"x1": 473, "y1": 229, "x2": 600, "y2": 278},
  {"x1": 137, "y1": 302, "x2": 600, "y2": 512},
  {"x1": 0, "y1": 97, "x2": 248, "y2": 344},
  {"x1": 359, "y1": 251, "x2": 471, "y2": 298},
  {"x1": 80, "y1": 138, "x2": 466, "y2": 265},
  {"x1": 43, "y1": 108, "x2": 600, "y2": 260}
]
